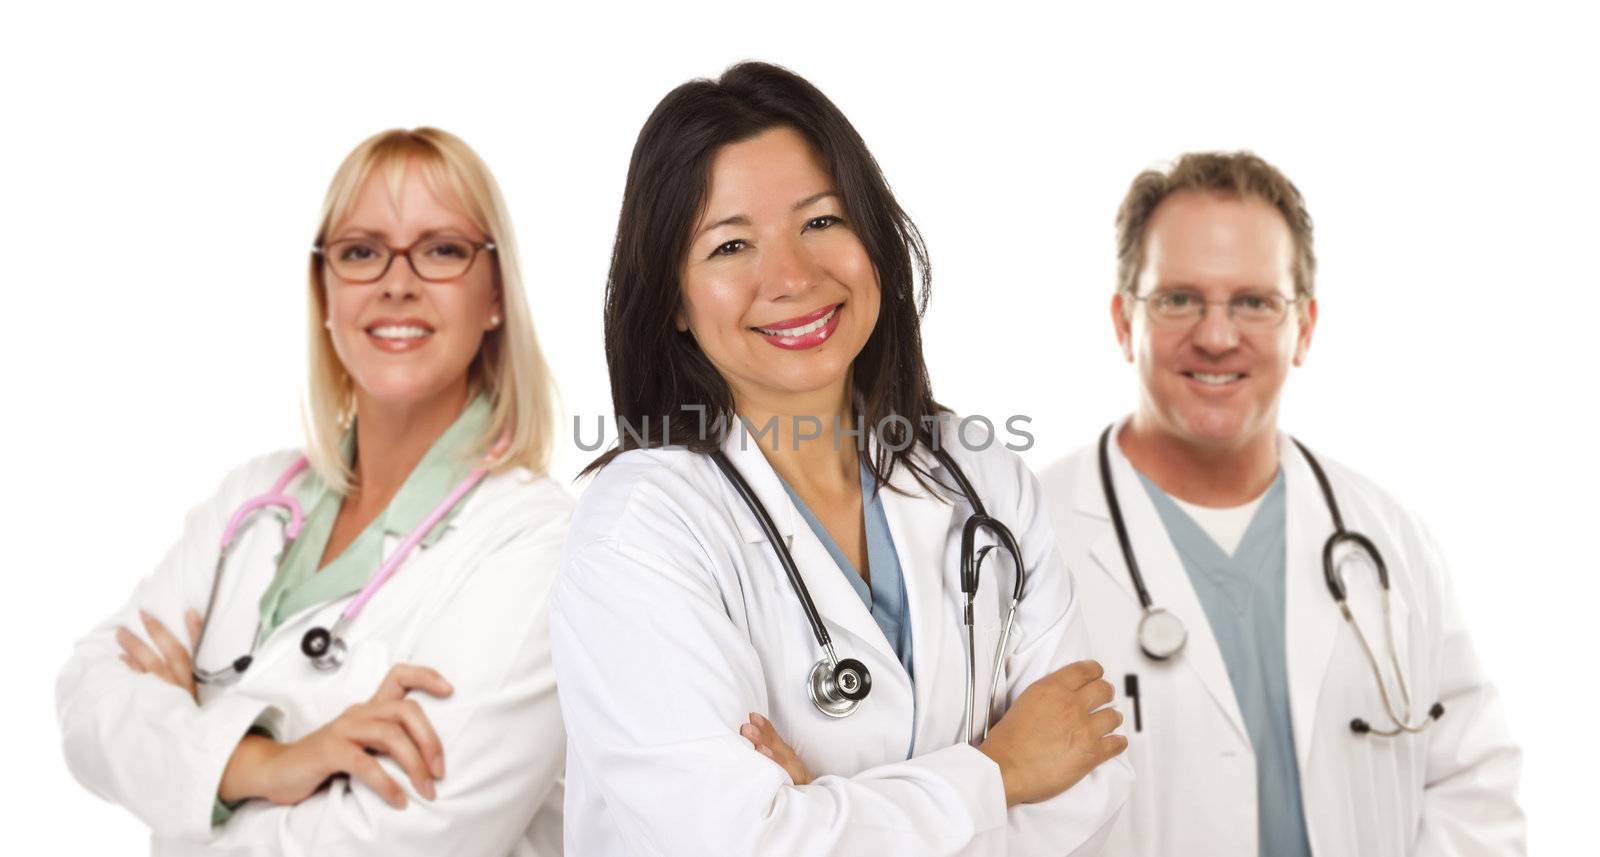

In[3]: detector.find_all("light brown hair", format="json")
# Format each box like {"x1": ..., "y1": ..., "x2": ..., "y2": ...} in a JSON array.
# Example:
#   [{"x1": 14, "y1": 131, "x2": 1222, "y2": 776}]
[{"x1": 1115, "y1": 151, "x2": 1316, "y2": 308}]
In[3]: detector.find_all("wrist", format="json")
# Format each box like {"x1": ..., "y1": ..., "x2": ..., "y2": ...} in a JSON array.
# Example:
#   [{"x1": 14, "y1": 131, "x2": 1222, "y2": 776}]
[
  {"x1": 976, "y1": 741, "x2": 1019, "y2": 808},
  {"x1": 218, "y1": 733, "x2": 279, "y2": 804}
]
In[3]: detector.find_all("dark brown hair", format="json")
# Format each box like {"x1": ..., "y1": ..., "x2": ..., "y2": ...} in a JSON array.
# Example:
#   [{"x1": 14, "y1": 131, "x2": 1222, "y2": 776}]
[
  {"x1": 1115, "y1": 151, "x2": 1316, "y2": 305},
  {"x1": 583, "y1": 62, "x2": 944, "y2": 488}
]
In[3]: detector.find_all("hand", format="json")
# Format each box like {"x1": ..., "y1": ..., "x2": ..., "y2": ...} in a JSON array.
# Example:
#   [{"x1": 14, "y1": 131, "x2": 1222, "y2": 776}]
[
  {"x1": 739, "y1": 712, "x2": 813, "y2": 786},
  {"x1": 116, "y1": 609, "x2": 205, "y2": 701},
  {"x1": 977, "y1": 659, "x2": 1127, "y2": 807},
  {"x1": 219, "y1": 664, "x2": 454, "y2": 809}
]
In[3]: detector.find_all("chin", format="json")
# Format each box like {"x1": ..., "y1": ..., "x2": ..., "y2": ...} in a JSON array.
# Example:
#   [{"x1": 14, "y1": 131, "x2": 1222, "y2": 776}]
[
  {"x1": 1168, "y1": 405, "x2": 1261, "y2": 448},
  {"x1": 352, "y1": 372, "x2": 460, "y2": 410}
]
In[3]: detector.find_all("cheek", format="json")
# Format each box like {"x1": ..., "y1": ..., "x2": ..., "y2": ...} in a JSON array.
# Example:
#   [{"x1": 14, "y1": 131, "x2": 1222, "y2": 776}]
[{"x1": 682, "y1": 271, "x2": 755, "y2": 340}]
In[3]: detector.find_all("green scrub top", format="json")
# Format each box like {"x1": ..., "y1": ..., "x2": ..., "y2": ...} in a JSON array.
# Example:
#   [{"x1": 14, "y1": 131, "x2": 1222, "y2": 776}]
[{"x1": 255, "y1": 394, "x2": 492, "y2": 641}]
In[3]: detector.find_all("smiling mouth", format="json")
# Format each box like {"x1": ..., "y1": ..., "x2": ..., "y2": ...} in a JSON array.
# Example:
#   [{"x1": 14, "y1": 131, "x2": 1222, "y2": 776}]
[
  {"x1": 752, "y1": 304, "x2": 841, "y2": 337},
  {"x1": 1184, "y1": 371, "x2": 1244, "y2": 386},
  {"x1": 367, "y1": 324, "x2": 433, "y2": 341}
]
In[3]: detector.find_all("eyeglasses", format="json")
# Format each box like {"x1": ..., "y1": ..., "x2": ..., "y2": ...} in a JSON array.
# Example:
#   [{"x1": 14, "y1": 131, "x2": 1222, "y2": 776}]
[
  {"x1": 313, "y1": 235, "x2": 496, "y2": 284},
  {"x1": 1133, "y1": 288, "x2": 1300, "y2": 330}
]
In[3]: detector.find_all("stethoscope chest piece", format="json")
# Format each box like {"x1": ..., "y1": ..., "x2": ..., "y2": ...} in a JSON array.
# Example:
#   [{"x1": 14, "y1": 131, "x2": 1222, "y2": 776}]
[
  {"x1": 300, "y1": 626, "x2": 347, "y2": 672},
  {"x1": 1137, "y1": 607, "x2": 1188, "y2": 660},
  {"x1": 808, "y1": 657, "x2": 871, "y2": 719}
]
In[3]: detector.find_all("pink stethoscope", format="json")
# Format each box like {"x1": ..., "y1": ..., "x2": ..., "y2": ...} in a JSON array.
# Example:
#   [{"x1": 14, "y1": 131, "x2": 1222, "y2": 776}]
[{"x1": 190, "y1": 444, "x2": 501, "y2": 685}]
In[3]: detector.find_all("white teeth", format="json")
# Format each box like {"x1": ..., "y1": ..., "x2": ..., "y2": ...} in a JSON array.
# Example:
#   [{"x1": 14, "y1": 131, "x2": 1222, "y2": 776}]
[
  {"x1": 756, "y1": 306, "x2": 838, "y2": 337},
  {"x1": 370, "y1": 325, "x2": 431, "y2": 340},
  {"x1": 1190, "y1": 372, "x2": 1242, "y2": 385}
]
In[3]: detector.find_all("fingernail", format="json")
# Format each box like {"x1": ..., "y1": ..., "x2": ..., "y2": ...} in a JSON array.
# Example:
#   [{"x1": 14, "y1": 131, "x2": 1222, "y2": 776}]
[
  {"x1": 423, "y1": 781, "x2": 436, "y2": 800},
  {"x1": 433, "y1": 754, "x2": 445, "y2": 778}
]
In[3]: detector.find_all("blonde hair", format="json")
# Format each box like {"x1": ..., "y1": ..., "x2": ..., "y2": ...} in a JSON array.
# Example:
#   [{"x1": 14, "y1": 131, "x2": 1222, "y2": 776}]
[{"x1": 304, "y1": 128, "x2": 556, "y2": 492}]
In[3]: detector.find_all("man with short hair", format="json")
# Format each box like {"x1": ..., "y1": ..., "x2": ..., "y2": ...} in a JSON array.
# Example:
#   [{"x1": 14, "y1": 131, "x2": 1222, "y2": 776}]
[{"x1": 1041, "y1": 152, "x2": 1523, "y2": 856}]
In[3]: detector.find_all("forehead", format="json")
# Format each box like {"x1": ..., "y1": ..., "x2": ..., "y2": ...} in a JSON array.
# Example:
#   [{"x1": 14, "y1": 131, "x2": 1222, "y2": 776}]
[
  {"x1": 699, "y1": 126, "x2": 832, "y2": 220},
  {"x1": 333, "y1": 157, "x2": 478, "y2": 240},
  {"x1": 1140, "y1": 191, "x2": 1294, "y2": 291}
]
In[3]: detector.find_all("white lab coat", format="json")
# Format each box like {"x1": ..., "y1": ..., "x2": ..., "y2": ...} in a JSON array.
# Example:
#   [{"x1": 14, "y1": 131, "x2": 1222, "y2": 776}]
[
  {"x1": 57, "y1": 449, "x2": 573, "y2": 856},
  {"x1": 550, "y1": 419, "x2": 1134, "y2": 856},
  {"x1": 1039, "y1": 424, "x2": 1524, "y2": 857}
]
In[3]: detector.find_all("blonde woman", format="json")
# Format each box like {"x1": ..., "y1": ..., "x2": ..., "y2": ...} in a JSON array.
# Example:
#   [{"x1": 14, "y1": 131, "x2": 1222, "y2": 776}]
[{"x1": 56, "y1": 128, "x2": 570, "y2": 855}]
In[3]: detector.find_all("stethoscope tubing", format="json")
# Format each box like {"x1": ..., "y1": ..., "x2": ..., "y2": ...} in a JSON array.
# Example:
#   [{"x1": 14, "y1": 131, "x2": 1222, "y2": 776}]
[
  {"x1": 713, "y1": 439, "x2": 1025, "y2": 733},
  {"x1": 194, "y1": 437, "x2": 506, "y2": 683},
  {"x1": 1097, "y1": 422, "x2": 1442, "y2": 736}
]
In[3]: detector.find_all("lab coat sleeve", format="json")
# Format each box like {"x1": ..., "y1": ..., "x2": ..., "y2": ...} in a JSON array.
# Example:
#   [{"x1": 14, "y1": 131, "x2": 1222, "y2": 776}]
[
  {"x1": 57, "y1": 456, "x2": 290, "y2": 841},
  {"x1": 1410, "y1": 523, "x2": 1525, "y2": 856},
  {"x1": 991, "y1": 457, "x2": 1134, "y2": 856},
  {"x1": 202, "y1": 509, "x2": 569, "y2": 856},
  {"x1": 552, "y1": 533, "x2": 1013, "y2": 857}
]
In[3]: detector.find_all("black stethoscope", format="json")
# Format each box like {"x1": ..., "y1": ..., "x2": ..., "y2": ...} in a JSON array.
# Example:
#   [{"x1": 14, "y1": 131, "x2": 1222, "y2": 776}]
[
  {"x1": 1097, "y1": 425, "x2": 1444, "y2": 737},
  {"x1": 712, "y1": 445, "x2": 1025, "y2": 744}
]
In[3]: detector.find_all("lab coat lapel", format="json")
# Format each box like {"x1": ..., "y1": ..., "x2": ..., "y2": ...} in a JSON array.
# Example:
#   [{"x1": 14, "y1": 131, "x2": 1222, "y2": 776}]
[
  {"x1": 718, "y1": 426, "x2": 900, "y2": 671},
  {"x1": 1282, "y1": 436, "x2": 1352, "y2": 767},
  {"x1": 878, "y1": 448, "x2": 957, "y2": 743},
  {"x1": 1079, "y1": 421, "x2": 1249, "y2": 745}
]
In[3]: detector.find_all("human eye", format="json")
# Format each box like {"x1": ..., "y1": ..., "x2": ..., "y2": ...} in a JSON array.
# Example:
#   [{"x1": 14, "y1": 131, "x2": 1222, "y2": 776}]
[
  {"x1": 337, "y1": 240, "x2": 382, "y2": 262},
  {"x1": 1233, "y1": 292, "x2": 1284, "y2": 318},
  {"x1": 1155, "y1": 290, "x2": 1198, "y2": 310},
  {"x1": 709, "y1": 239, "x2": 748, "y2": 258},
  {"x1": 803, "y1": 214, "x2": 844, "y2": 231},
  {"x1": 422, "y1": 238, "x2": 471, "y2": 259}
]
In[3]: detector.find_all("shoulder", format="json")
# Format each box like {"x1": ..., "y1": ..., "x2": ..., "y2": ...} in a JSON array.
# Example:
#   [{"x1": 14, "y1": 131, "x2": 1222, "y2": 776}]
[
  {"x1": 1037, "y1": 442, "x2": 1101, "y2": 519},
  {"x1": 568, "y1": 446, "x2": 723, "y2": 546},
  {"x1": 558, "y1": 447, "x2": 737, "y2": 606},
  {"x1": 205, "y1": 447, "x2": 309, "y2": 507},
  {"x1": 920, "y1": 412, "x2": 1049, "y2": 518},
  {"x1": 1287, "y1": 441, "x2": 1424, "y2": 536},
  {"x1": 476, "y1": 466, "x2": 574, "y2": 520}
]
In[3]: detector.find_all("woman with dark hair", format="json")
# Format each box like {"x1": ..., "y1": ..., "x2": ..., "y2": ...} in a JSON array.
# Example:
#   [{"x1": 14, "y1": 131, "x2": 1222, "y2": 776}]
[{"x1": 551, "y1": 62, "x2": 1132, "y2": 855}]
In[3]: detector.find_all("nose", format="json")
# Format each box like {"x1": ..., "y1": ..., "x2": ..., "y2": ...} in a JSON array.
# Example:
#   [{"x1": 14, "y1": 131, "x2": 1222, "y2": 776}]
[
  {"x1": 1189, "y1": 303, "x2": 1240, "y2": 355},
  {"x1": 379, "y1": 253, "x2": 422, "y2": 301},
  {"x1": 761, "y1": 235, "x2": 821, "y2": 301}
]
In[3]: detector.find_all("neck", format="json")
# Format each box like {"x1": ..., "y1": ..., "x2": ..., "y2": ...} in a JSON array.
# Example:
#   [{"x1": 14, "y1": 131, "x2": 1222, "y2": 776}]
[
  {"x1": 736, "y1": 380, "x2": 859, "y2": 499},
  {"x1": 1119, "y1": 409, "x2": 1279, "y2": 507},
  {"x1": 348, "y1": 380, "x2": 471, "y2": 507}
]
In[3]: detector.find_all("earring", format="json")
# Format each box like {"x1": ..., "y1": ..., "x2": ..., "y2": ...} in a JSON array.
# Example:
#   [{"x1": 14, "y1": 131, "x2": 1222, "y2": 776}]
[
  {"x1": 324, "y1": 319, "x2": 332, "y2": 330},
  {"x1": 490, "y1": 314, "x2": 501, "y2": 328}
]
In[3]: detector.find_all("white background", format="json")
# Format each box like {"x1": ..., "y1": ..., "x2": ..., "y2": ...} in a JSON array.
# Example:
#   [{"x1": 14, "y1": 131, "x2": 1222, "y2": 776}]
[{"x1": 5, "y1": 0, "x2": 1594, "y2": 852}]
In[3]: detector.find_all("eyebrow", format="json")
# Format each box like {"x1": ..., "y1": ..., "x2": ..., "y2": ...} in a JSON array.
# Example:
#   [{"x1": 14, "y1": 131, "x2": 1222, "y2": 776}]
[
  {"x1": 329, "y1": 226, "x2": 476, "y2": 243},
  {"x1": 694, "y1": 190, "x2": 841, "y2": 239}
]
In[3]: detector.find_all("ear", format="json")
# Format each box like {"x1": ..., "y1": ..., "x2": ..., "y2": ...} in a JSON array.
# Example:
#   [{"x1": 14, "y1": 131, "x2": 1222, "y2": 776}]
[
  {"x1": 1111, "y1": 293, "x2": 1134, "y2": 362},
  {"x1": 674, "y1": 306, "x2": 689, "y2": 334},
  {"x1": 1292, "y1": 297, "x2": 1318, "y2": 366}
]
